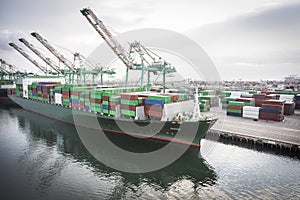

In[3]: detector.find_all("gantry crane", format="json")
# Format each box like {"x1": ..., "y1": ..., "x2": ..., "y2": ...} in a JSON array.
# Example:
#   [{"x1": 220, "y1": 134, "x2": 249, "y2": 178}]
[
  {"x1": 73, "y1": 52, "x2": 116, "y2": 84},
  {"x1": 9, "y1": 42, "x2": 48, "y2": 74},
  {"x1": 80, "y1": 8, "x2": 133, "y2": 70},
  {"x1": 80, "y1": 8, "x2": 134, "y2": 86},
  {"x1": 129, "y1": 41, "x2": 176, "y2": 91},
  {"x1": 31, "y1": 32, "x2": 76, "y2": 72},
  {"x1": 0, "y1": 59, "x2": 10, "y2": 81},
  {"x1": 0, "y1": 58, "x2": 26, "y2": 83},
  {"x1": 80, "y1": 8, "x2": 176, "y2": 92},
  {"x1": 18, "y1": 38, "x2": 60, "y2": 74}
]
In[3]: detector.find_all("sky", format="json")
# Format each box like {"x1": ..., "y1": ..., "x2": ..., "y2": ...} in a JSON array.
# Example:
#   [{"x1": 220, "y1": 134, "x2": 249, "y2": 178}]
[{"x1": 0, "y1": 0, "x2": 299, "y2": 80}]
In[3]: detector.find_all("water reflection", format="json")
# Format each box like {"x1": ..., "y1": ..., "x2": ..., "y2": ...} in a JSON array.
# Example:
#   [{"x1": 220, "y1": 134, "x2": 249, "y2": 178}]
[{"x1": 9, "y1": 107, "x2": 217, "y2": 196}]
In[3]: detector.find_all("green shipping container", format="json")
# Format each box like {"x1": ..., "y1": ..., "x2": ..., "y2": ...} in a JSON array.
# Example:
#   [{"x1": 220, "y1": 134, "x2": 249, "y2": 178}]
[
  {"x1": 120, "y1": 99, "x2": 139, "y2": 106},
  {"x1": 121, "y1": 109, "x2": 136, "y2": 117}
]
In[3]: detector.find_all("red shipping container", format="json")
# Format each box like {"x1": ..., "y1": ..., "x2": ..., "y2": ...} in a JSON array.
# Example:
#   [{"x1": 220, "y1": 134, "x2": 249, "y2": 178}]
[
  {"x1": 253, "y1": 94, "x2": 266, "y2": 99},
  {"x1": 144, "y1": 104, "x2": 163, "y2": 112},
  {"x1": 109, "y1": 102, "x2": 119, "y2": 107},
  {"x1": 226, "y1": 105, "x2": 243, "y2": 110},
  {"x1": 121, "y1": 104, "x2": 136, "y2": 111},
  {"x1": 284, "y1": 102, "x2": 295, "y2": 115},
  {"x1": 146, "y1": 110, "x2": 162, "y2": 117},
  {"x1": 121, "y1": 93, "x2": 139, "y2": 100},
  {"x1": 259, "y1": 113, "x2": 284, "y2": 121},
  {"x1": 102, "y1": 96, "x2": 109, "y2": 101},
  {"x1": 261, "y1": 104, "x2": 283, "y2": 110},
  {"x1": 263, "y1": 100, "x2": 285, "y2": 105}
]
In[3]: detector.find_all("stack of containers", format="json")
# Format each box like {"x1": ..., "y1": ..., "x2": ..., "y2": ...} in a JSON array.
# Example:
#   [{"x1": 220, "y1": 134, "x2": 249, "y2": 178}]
[
  {"x1": 143, "y1": 93, "x2": 185, "y2": 118},
  {"x1": 236, "y1": 97, "x2": 255, "y2": 106},
  {"x1": 226, "y1": 101, "x2": 245, "y2": 117},
  {"x1": 37, "y1": 85, "x2": 43, "y2": 101},
  {"x1": 220, "y1": 91, "x2": 231, "y2": 109},
  {"x1": 90, "y1": 89, "x2": 102, "y2": 113},
  {"x1": 198, "y1": 96, "x2": 219, "y2": 107},
  {"x1": 144, "y1": 97, "x2": 164, "y2": 118},
  {"x1": 199, "y1": 100, "x2": 210, "y2": 112},
  {"x1": 280, "y1": 94, "x2": 295, "y2": 115},
  {"x1": 160, "y1": 93, "x2": 179, "y2": 103},
  {"x1": 120, "y1": 93, "x2": 140, "y2": 117},
  {"x1": 62, "y1": 84, "x2": 75, "y2": 107},
  {"x1": 83, "y1": 90, "x2": 91, "y2": 111},
  {"x1": 102, "y1": 87, "x2": 118, "y2": 115},
  {"x1": 221, "y1": 97, "x2": 237, "y2": 110},
  {"x1": 177, "y1": 93, "x2": 190, "y2": 102},
  {"x1": 70, "y1": 87, "x2": 81, "y2": 109},
  {"x1": 242, "y1": 106, "x2": 260, "y2": 120},
  {"x1": 253, "y1": 94, "x2": 266, "y2": 107},
  {"x1": 109, "y1": 95, "x2": 121, "y2": 116},
  {"x1": 296, "y1": 94, "x2": 300, "y2": 109},
  {"x1": 102, "y1": 88, "x2": 118, "y2": 115},
  {"x1": 259, "y1": 100, "x2": 285, "y2": 121},
  {"x1": 28, "y1": 84, "x2": 33, "y2": 99},
  {"x1": 284, "y1": 102, "x2": 295, "y2": 115},
  {"x1": 41, "y1": 85, "x2": 56, "y2": 103},
  {"x1": 31, "y1": 82, "x2": 37, "y2": 100}
]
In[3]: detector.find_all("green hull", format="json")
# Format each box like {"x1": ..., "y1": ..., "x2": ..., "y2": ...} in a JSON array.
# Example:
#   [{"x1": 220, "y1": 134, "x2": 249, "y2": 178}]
[{"x1": 9, "y1": 95, "x2": 216, "y2": 147}]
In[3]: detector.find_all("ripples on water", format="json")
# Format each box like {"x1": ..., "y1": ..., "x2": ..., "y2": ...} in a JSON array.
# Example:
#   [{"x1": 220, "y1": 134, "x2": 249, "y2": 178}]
[{"x1": 0, "y1": 106, "x2": 299, "y2": 199}]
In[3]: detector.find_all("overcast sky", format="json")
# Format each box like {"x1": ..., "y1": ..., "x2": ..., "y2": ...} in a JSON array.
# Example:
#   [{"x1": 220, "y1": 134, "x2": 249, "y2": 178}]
[{"x1": 0, "y1": 0, "x2": 299, "y2": 80}]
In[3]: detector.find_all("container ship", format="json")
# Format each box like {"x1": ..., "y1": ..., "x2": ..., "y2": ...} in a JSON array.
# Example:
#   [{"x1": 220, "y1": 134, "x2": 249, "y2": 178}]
[
  {"x1": 8, "y1": 77, "x2": 217, "y2": 148},
  {"x1": 6, "y1": 7, "x2": 217, "y2": 147}
]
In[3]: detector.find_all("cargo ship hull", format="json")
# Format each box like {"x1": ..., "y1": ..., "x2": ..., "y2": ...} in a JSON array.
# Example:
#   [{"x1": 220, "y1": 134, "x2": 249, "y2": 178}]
[{"x1": 9, "y1": 95, "x2": 216, "y2": 147}]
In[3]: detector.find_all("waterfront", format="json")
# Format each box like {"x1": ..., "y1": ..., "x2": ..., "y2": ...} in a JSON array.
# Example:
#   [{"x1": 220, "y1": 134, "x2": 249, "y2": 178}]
[{"x1": 0, "y1": 105, "x2": 300, "y2": 199}]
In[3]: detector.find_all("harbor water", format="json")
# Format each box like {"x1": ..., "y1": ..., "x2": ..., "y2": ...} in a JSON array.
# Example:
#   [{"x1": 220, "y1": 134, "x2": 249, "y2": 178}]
[{"x1": 0, "y1": 105, "x2": 299, "y2": 199}]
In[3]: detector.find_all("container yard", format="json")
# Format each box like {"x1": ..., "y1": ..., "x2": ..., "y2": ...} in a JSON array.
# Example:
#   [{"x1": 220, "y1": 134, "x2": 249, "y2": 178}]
[{"x1": 198, "y1": 89, "x2": 300, "y2": 152}]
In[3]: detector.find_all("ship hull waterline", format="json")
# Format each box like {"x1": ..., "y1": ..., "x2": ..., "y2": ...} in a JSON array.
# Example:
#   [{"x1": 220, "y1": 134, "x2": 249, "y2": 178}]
[{"x1": 9, "y1": 95, "x2": 217, "y2": 148}]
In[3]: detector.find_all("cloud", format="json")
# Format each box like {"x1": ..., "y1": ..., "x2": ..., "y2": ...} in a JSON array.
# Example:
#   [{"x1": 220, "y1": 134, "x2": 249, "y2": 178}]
[
  {"x1": 0, "y1": 30, "x2": 28, "y2": 51},
  {"x1": 187, "y1": 2, "x2": 300, "y2": 79}
]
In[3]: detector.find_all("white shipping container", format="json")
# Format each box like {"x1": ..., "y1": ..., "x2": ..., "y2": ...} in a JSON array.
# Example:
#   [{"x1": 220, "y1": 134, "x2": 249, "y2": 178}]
[
  {"x1": 279, "y1": 95, "x2": 295, "y2": 103},
  {"x1": 242, "y1": 113, "x2": 259, "y2": 119},
  {"x1": 161, "y1": 100, "x2": 194, "y2": 121},
  {"x1": 230, "y1": 91, "x2": 249, "y2": 98},
  {"x1": 243, "y1": 106, "x2": 260, "y2": 112},
  {"x1": 55, "y1": 93, "x2": 62, "y2": 105},
  {"x1": 135, "y1": 106, "x2": 146, "y2": 120}
]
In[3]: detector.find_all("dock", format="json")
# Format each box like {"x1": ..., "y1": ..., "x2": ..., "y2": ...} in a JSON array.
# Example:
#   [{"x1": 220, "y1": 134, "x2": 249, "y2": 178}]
[{"x1": 206, "y1": 107, "x2": 300, "y2": 153}]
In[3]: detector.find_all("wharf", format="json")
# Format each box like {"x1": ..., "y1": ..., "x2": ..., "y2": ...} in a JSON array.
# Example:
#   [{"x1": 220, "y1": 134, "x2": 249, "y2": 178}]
[{"x1": 206, "y1": 107, "x2": 300, "y2": 152}]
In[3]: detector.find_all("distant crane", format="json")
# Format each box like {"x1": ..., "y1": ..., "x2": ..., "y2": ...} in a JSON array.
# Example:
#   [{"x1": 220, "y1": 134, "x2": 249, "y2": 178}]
[
  {"x1": 0, "y1": 58, "x2": 26, "y2": 81},
  {"x1": 73, "y1": 52, "x2": 116, "y2": 84},
  {"x1": 18, "y1": 38, "x2": 60, "y2": 74},
  {"x1": 9, "y1": 42, "x2": 48, "y2": 74},
  {"x1": 80, "y1": 8, "x2": 176, "y2": 92}
]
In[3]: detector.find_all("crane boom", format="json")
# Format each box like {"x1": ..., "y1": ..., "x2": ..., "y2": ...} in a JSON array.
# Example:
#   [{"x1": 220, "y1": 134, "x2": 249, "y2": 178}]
[
  {"x1": 31, "y1": 32, "x2": 76, "y2": 72},
  {"x1": 9, "y1": 42, "x2": 48, "y2": 73},
  {"x1": 80, "y1": 8, "x2": 133, "y2": 70},
  {"x1": 19, "y1": 38, "x2": 60, "y2": 73}
]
